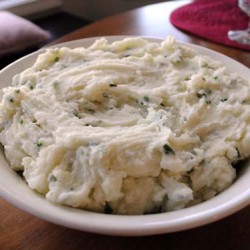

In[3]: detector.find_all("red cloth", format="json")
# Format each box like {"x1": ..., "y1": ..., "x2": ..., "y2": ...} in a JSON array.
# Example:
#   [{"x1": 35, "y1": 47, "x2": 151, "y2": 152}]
[{"x1": 170, "y1": 0, "x2": 250, "y2": 51}]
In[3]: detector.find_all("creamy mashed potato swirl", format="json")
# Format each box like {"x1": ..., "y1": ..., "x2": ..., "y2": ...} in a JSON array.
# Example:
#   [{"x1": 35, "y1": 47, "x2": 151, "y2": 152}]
[{"x1": 0, "y1": 37, "x2": 250, "y2": 214}]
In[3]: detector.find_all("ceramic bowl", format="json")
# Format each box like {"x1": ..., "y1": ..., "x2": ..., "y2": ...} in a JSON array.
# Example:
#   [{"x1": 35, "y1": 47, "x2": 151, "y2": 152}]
[{"x1": 0, "y1": 36, "x2": 249, "y2": 236}]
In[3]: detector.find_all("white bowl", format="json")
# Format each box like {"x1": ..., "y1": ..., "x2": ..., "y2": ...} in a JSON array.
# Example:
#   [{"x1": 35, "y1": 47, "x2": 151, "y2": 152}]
[{"x1": 0, "y1": 36, "x2": 249, "y2": 236}]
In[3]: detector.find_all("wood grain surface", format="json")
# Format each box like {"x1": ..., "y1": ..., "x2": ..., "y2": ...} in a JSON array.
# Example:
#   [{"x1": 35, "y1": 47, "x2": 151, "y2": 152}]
[
  {"x1": 0, "y1": 198, "x2": 249, "y2": 250},
  {"x1": 1, "y1": 1, "x2": 249, "y2": 249}
]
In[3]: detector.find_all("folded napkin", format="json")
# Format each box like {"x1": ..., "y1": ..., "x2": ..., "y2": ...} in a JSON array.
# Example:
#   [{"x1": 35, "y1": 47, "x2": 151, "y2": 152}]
[
  {"x1": 170, "y1": 0, "x2": 250, "y2": 51},
  {"x1": 0, "y1": 11, "x2": 50, "y2": 56}
]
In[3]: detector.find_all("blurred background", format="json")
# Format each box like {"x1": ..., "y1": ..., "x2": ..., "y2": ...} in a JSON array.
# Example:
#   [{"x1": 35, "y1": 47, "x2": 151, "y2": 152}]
[
  {"x1": 2, "y1": 0, "x2": 170, "y2": 20},
  {"x1": 0, "y1": 0, "x2": 175, "y2": 69}
]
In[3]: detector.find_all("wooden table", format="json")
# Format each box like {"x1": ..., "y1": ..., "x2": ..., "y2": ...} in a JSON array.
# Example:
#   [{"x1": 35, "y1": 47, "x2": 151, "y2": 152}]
[{"x1": 1, "y1": 1, "x2": 249, "y2": 249}]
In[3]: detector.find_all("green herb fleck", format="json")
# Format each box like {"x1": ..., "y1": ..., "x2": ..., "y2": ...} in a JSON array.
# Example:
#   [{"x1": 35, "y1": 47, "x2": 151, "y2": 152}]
[
  {"x1": 54, "y1": 56, "x2": 60, "y2": 63},
  {"x1": 196, "y1": 92, "x2": 206, "y2": 98},
  {"x1": 214, "y1": 76, "x2": 218, "y2": 80},
  {"x1": 160, "y1": 102, "x2": 165, "y2": 107},
  {"x1": 196, "y1": 89, "x2": 212, "y2": 99},
  {"x1": 143, "y1": 96, "x2": 150, "y2": 102},
  {"x1": 221, "y1": 98, "x2": 228, "y2": 102},
  {"x1": 104, "y1": 202, "x2": 113, "y2": 214},
  {"x1": 73, "y1": 111, "x2": 80, "y2": 118},
  {"x1": 172, "y1": 56, "x2": 182, "y2": 65},
  {"x1": 109, "y1": 83, "x2": 117, "y2": 87},
  {"x1": 15, "y1": 89, "x2": 20, "y2": 94},
  {"x1": 36, "y1": 141, "x2": 43, "y2": 147},
  {"x1": 163, "y1": 144, "x2": 175, "y2": 155},
  {"x1": 30, "y1": 86, "x2": 34, "y2": 90},
  {"x1": 50, "y1": 175, "x2": 57, "y2": 182},
  {"x1": 8, "y1": 97, "x2": 14, "y2": 103},
  {"x1": 20, "y1": 119, "x2": 24, "y2": 124},
  {"x1": 202, "y1": 63, "x2": 214, "y2": 70},
  {"x1": 206, "y1": 100, "x2": 211, "y2": 104}
]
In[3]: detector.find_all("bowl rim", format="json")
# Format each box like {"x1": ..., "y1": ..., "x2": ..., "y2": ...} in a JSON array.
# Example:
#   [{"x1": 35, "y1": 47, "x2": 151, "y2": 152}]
[{"x1": 0, "y1": 36, "x2": 249, "y2": 236}]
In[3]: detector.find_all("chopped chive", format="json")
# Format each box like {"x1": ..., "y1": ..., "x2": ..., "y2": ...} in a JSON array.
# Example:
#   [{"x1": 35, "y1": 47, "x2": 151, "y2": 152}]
[
  {"x1": 73, "y1": 112, "x2": 80, "y2": 118},
  {"x1": 109, "y1": 83, "x2": 117, "y2": 87},
  {"x1": 163, "y1": 144, "x2": 175, "y2": 155},
  {"x1": 49, "y1": 175, "x2": 57, "y2": 182},
  {"x1": 54, "y1": 56, "x2": 60, "y2": 62},
  {"x1": 196, "y1": 92, "x2": 206, "y2": 98},
  {"x1": 143, "y1": 96, "x2": 150, "y2": 102},
  {"x1": 160, "y1": 102, "x2": 165, "y2": 107},
  {"x1": 208, "y1": 66, "x2": 214, "y2": 70},
  {"x1": 201, "y1": 63, "x2": 214, "y2": 70},
  {"x1": 206, "y1": 100, "x2": 211, "y2": 104},
  {"x1": 104, "y1": 202, "x2": 113, "y2": 214},
  {"x1": 196, "y1": 89, "x2": 212, "y2": 99},
  {"x1": 8, "y1": 97, "x2": 14, "y2": 103},
  {"x1": 36, "y1": 141, "x2": 43, "y2": 147},
  {"x1": 214, "y1": 76, "x2": 218, "y2": 80},
  {"x1": 220, "y1": 98, "x2": 228, "y2": 102},
  {"x1": 20, "y1": 119, "x2": 24, "y2": 124}
]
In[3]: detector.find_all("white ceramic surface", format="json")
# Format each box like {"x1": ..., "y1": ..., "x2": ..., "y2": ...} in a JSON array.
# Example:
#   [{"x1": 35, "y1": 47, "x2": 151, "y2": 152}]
[{"x1": 0, "y1": 36, "x2": 249, "y2": 236}]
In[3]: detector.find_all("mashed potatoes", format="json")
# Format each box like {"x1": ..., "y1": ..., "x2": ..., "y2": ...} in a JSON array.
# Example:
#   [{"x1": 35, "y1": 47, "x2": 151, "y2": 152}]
[{"x1": 0, "y1": 37, "x2": 249, "y2": 214}]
